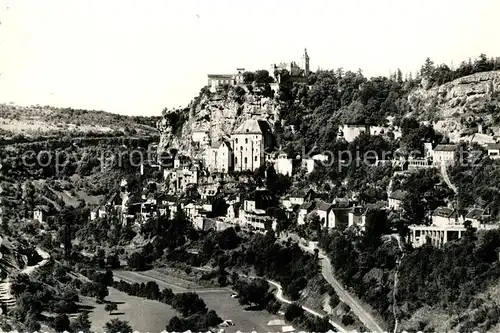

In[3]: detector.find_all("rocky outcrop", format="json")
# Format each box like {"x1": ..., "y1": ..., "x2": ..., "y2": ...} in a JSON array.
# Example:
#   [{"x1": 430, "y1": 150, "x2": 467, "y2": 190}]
[
  {"x1": 157, "y1": 85, "x2": 280, "y2": 155},
  {"x1": 408, "y1": 71, "x2": 500, "y2": 138}
]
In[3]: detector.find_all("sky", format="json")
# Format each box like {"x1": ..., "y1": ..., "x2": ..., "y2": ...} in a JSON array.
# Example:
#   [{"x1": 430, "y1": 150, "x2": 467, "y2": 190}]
[{"x1": 1, "y1": 0, "x2": 500, "y2": 116}]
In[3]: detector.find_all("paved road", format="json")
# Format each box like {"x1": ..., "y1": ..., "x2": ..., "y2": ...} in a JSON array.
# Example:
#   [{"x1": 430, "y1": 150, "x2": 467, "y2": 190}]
[
  {"x1": 440, "y1": 161, "x2": 457, "y2": 194},
  {"x1": 265, "y1": 279, "x2": 347, "y2": 333},
  {"x1": 293, "y1": 239, "x2": 386, "y2": 333},
  {"x1": 390, "y1": 234, "x2": 404, "y2": 333},
  {"x1": 0, "y1": 247, "x2": 51, "y2": 311}
]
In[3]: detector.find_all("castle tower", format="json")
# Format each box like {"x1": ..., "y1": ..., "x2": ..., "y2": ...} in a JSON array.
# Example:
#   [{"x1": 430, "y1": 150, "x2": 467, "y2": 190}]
[{"x1": 302, "y1": 48, "x2": 310, "y2": 78}]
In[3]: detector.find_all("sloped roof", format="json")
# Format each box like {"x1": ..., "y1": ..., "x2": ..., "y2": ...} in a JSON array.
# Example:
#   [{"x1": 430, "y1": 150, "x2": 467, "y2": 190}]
[
  {"x1": 317, "y1": 201, "x2": 333, "y2": 212},
  {"x1": 389, "y1": 190, "x2": 407, "y2": 201},
  {"x1": 432, "y1": 206, "x2": 455, "y2": 218},
  {"x1": 364, "y1": 201, "x2": 388, "y2": 212},
  {"x1": 434, "y1": 144, "x2": 457, "y2": 152},
  {"x1": 465, "y1": 208, "x2": 486, "y2": 220},
  {"x1": 300, "y1": 201, "x2": 316, "y2": 211},
  {"x1": 486, "y1": 143, "x2": 500, "y2": 150},
  {"x1": 233, "y1": 119, "x2": 271, "y2": 134},
  {"x1": 290, "y1": 188, "x2": 314, "y2": 198}
]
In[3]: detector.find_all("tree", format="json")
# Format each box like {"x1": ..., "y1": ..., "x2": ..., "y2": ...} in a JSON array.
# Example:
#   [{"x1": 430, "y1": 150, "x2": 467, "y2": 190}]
[
  {"x1": 10, "y1": 274, "x2": 33, "y2": 297},
  {"x1": 171, "y1": 292, "x2": 208, "y2": 317},
  {"x1": 127, "y1": 252, "x2": 147, "y2": 271},
  {"x1": 70, "y1": 312, "x2": 91, "y2": 333},
  {"x1": 284, "y1": 303, "x2": 304, "y2": 322},
  {"x1": 96, "y1": 283, "x2": 109, "y2": 302},
  {"x1": 105, "y1": 302, "x2": 118, "y2": 314},
  {"x1": 234, "y1": 279, "x2": 271, "y2": 309},
  {"x1": 254, "y1": 70, "x2": 272, "y2": 84},
  {"x1": 53, "y1": 314, "x2": 70, "y2": 333},
  {"x1": 363, "y1": 209, "x2": 389, "y2": 249},
  {"x1": 421, "y1": 57, "x2": 435, "y2": 78},
  {"x1": 243, "y1": 71, "x2": 255, "y2": 83},
  {"x1": 203, "y1": 309, "x2": 223, "y2": 327},
  {"x1": 24, "y1": 314, "x2": 41, "y2": 332},
  {"x1": 104, "y1": 319, "x2": 133, "y2": 333}
]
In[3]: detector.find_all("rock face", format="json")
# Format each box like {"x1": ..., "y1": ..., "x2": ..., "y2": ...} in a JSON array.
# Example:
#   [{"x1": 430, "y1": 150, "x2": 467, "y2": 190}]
[
  {"x1": 157, "y1": 85, "x2": 280, "y2": 156},
  {"x1": 408, "y1": 71, "x2": 500, "y2": 138}
]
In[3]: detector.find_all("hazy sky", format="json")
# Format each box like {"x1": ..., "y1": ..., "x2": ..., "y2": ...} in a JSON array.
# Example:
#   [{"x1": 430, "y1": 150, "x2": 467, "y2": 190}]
[{"x1": 1, "y1": 0, "x2": 500, "y2": 116}]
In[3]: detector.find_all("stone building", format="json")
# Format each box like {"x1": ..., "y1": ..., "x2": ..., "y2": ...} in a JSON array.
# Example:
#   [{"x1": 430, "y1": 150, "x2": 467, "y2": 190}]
[
  {"x1": 339, "y1": 124, "x2": 370, "y2": 142},
  {"x1": 432, "y1": 144, "x2": 457, "y2": 165},
  {"x1": 231, "y1": 119, "x2": 273, "y2": 172},
  {"x1": 204, "y1": 140, "x2": 233, "y2": 173},
  {"x1": 409, "y1": 207, "x2": 465, "y2": 248},
  {"x1": 270, "y1": 49, "x2": 310, "y2": 83},
  {"x1": 207, "y1": 68, "x2": 245, "y2": 92}
]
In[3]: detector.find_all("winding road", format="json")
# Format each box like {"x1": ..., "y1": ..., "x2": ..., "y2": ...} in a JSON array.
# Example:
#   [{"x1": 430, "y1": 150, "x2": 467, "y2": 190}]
[
  {"x1": 440, "y1": 161, "x2": 457, "y2": 194},
  {"x1": 390, "y1": 234, "x2": 404, "y2": 333},
  {"x1": 0, "y1": 247, "x2": 50, "y2": 311},
  {"x1": 289, "y1": 237, "x2": 386, "y2": 333},
  {"x1": 265, "y1": 279, "x2": 348, "y2": 333}
]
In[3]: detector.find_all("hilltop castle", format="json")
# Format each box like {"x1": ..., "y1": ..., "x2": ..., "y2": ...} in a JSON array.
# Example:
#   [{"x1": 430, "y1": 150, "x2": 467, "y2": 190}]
[
  {"x1": 270, "y1": 48, "x2": 310, "y2": 83},
  {"x1": 206, "y1": 49, "x2": 311, "y2": 92}
]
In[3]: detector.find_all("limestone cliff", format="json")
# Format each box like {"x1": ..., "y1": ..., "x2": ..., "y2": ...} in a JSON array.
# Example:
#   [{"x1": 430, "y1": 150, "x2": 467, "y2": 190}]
[
  {"x1": 408, "y1": 71, "x2": 500, "y2": 139},
  {"x1": 157, "y1": 84, "x2": 281, "y2": 156}
]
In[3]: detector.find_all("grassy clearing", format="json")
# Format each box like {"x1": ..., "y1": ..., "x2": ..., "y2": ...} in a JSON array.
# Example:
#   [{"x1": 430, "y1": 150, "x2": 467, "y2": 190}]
[{"x1": 81, "y1": 288, "x2": 177, "y2": 333}]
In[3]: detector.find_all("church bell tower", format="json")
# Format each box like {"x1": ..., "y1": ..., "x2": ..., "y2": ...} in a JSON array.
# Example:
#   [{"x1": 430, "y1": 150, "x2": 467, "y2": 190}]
[{"x1": 302, "y1": 48, "x2": 310, "y2": 78}]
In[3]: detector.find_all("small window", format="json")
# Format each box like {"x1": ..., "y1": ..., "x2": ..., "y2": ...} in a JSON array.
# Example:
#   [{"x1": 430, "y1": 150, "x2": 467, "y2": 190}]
[
  {"x1": 240, "y1": 146, "x2": 243, "y2": 151},
  {"x1": 254, "y1": 156, "x2": 257, "y2": 161},
  {"x1": 235, "y1": 138, "x2": 238, "y2": 144},
  {"x1": 245, "y1": 138, "x2": 248, "y2": 144},
  {"x1": 235, "y1": 157, "x2": 238, "y2": 164},
  {"x1": 244, "y1": 157, "x2": 248, "y2": 164}
]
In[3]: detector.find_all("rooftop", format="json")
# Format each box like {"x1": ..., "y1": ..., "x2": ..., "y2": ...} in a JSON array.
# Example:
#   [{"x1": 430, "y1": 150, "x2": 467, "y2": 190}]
[
  {"x1": 233, "y1": 119, "x2": 271, "y2": 135},
  {"x1": 486, "y1": 143, "x2": 500, "y2": 150},
  {"x1": 465, "y1": 208, "x2": 487, "y2": 220},
  {"x1": 434, "y1": 144, "x2": 457, "y2": 152},
  {"x1": 317, "y1": 201, "x2": 333, "y2": 212},
  {"x1": 432, "y1": 206, "x2": 456, "y2": 218},
  {"x1": 389, "y1": 190, "x2": 408, "y2": 201}
]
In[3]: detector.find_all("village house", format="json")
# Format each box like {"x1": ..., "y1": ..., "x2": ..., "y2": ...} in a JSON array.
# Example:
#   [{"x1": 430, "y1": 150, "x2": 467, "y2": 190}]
[
  {"x1": 339, "y1": 124, "x2": 370, "y2": 142},
  {"x1": 359, "y1": 201, "x2": 388, "y2": 228},
  {"x1": 465, "y1": 208, "x2": 498, "y2": 230},
  {"x1": 33, "y1": 206, "x2": 48, "y2": 223},
  {"x1": 163, "y1": 166, "x2": 200, "y2": 193},
  {"x1": 192, "y1": 129, "x2": 210, "y2": 147},
  {"x1": 239, "y1": 188, "x2": 277, "y2": 231},
  {"x1": 90, "y1": 206, "x2": 108, "y2": 221},
  {"x1": 283, "y1": 189, "x2": 316, "y2": 210},
  {"x1": 409, "y1": 207, "x2": 465, "y2": 248},
  {"x1": 273, "y1": 153, "x2": 293, "y2": 177},
  {"x1": 432, "y1": 144, "x2": 457, "y2": 165},
  {"x1": 301, "y1": 158, "x2": 318, "y2": 174},
  {"x1": 231, "y1": 119, "x2": 274, "y2": 172},
  {"x1": 388, "y1": 190, "x2": 407, "y2": 210},
  {"x1": 205, "y1": 140, "x2": 232, "y2": 173},
  {"x1": 298, "y1": 201, "x2": 316, "y2": 225},
  {"x1": 486, "y1": 143, "x2": 500, "y2": 159},
  {"x1": 315, "y1": 201, "x2": 335, "y2": 228},
  {"x1": 207, "y1": 68, "x2": 245, "y2": 92},
  {"x1": 348, "y1": 206, "x2": 364, "y2": 230}
]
